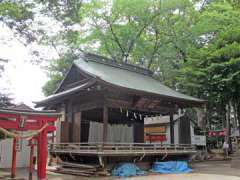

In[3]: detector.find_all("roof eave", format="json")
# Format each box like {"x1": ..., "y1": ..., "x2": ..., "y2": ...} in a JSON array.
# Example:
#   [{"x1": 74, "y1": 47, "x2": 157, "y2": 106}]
[
  {"x1": 34, "y1": 79, "x2": 96, "y2": 108},
  {"x1": 0, "y1": 108, "x2": 61, "y2": 117}
]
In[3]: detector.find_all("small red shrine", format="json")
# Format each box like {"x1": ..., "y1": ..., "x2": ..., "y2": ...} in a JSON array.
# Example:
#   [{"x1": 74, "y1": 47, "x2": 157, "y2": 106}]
[{"x1": 0, "y1": 108, "x2": 60, "y2": 180}]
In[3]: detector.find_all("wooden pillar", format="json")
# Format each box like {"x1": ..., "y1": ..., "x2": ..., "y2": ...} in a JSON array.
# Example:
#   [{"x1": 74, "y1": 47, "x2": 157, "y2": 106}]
[
  {"x1": 73, "y1": 112, "x2": 81, "y2": 142},
  {"x1": 55, "y1": 104, "x2": 65, "y2": 143},
  {"x1": 67, "y1": 100, "x2": 73, "y2": 142},
  {"x1": 103, "y1": 106, "x2": 108, "y2": 143},
  {"x1": 11, "y1": 138, "x2": 17, "y2": 178},
  {"x1": 60, "y1": 121, "x2": 69, "y2": 142},
  {"x1": 133, "y1": 122, "x2": 144, "y2": 143},
  {"x1": 170, "y1": 110, "x2": 174, "y2": 144}
]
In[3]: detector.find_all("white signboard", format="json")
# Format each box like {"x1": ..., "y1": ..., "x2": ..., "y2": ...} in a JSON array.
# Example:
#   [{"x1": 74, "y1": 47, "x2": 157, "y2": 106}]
[
  {"x1": 144, "y1": 114, "x2": 184, "y2": 125},
  {"x1": 191, "y1": 135, "x2": 206, "y2": 146}
]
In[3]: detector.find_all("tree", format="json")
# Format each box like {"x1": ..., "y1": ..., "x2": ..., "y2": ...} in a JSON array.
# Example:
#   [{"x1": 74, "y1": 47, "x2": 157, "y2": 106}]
[
  {"x1": 177, "y1": 0, "x2": 240, "y2": 130},
  {"x1": 42, "y1": 53, "x2": 77, "y2": 96},
  {"x1": 0, "y1": 1, "x2": 35, "y2": 44},
  {"x1": 40, "y1": 0, "x2": 240, "y2": 134},
  {"x1": 42, "y1": 0, "x2": 199, "y2": 94},
  {"x1": 0, "y1": 1, "x2": 35, "y2": 106}
]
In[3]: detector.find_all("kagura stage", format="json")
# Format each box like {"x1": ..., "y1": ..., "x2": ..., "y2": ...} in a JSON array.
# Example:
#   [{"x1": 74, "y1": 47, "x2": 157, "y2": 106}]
[{"x1": 36, "y1": 53, "x2": 206, "y2": 167}]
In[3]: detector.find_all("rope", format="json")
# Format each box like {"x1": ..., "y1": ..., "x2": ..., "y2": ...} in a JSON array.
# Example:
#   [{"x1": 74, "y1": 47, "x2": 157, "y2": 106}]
[{"x1": 0, "y1": 123, "x2": 48, "y2": 139}]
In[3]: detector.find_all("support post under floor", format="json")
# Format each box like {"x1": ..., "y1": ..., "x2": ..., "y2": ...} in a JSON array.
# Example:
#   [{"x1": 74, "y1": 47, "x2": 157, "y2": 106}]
[{"x1": 11, "y1": 138, "x2": 17, "y2": 178}]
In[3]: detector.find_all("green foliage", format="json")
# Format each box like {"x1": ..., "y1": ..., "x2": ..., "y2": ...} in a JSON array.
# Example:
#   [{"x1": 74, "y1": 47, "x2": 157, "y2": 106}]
[
  {"x1": 41, "y1": 0, "x2": 240, "y2": 130},
  {"x1": 43, "y1": 0, "x2": 198, "y2": 93},
  {"x1": 39, "y1": 0, "x2": 84, "y2": 25},
  {"x1": 42, "y1": 53, "x2": 76, "y2": 96},
  {"x1": 192, "y1": 1, "x2": 240, "y2": 36},
  {"x1": 179, "y1": 22, "x2": 240, "y2": 129},
  {"x1": 0, "y1": 1, "x2": 36, "y2": 44},
  {"x1": 0, "y1": 2, "x2": 33, "y2": 21}
]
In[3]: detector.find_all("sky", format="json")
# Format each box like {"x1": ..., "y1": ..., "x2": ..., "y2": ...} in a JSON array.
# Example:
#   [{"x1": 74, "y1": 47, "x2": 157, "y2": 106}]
[{"x1": 0, "y1": 23, "x2": 57, "y2": 108}]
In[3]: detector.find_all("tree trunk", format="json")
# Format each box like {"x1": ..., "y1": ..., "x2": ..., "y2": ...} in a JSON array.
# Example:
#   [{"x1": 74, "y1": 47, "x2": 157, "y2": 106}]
[
  {"x1": 237, "y1": 101, "x2": 240, "y2": 136},
  {"x1": 225, "y1": 104, "x2": 230, "y2": 143},
  {"x1": 232, "y1": 101, "x2": 238, "y2": 134}
]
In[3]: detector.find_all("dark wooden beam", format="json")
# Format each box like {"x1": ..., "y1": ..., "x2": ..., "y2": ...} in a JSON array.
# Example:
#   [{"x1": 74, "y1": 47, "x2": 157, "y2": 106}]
[
  {"x1": 106, "y1": 98, "x2": 172, "y2": 114},
  {"x1": 170, "y1": 110, "x2": 174, "y2": 144},
  {"x1": 142, "y1": 99, "x2": 153, "y2": 109},
  {"x1": 147, "y1": 100, "x2": 160, "y2": 109},
  {"x1": 103, "y1": 106, "x2": 108, "y2": 142},
  {"x1": 73, "y1": 100, "x2": 104, "y2": 112},
  {"x1": 98, "y1": 80, "x2": 205, "y2": 108},
  {"x1": 72, "y1": 91, "x2": 104, "y2": 105},
  {"x1": 132, "y1": 95, "x2": 141, "y2": 107}
]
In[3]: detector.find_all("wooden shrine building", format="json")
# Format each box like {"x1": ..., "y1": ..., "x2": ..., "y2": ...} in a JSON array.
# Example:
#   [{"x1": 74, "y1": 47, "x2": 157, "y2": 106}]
[{"x1": 35, "y1": 53, "x2": 206, "y2": 163}]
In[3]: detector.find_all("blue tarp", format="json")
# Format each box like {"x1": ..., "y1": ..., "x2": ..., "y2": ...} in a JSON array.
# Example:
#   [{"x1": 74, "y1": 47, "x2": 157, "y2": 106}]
[
  {"x1": 151, "y1": 161, "x2": 192, "y2": 174},
  {"x1": 111, "y1": 163, "x2": 145, "y2": 177}
]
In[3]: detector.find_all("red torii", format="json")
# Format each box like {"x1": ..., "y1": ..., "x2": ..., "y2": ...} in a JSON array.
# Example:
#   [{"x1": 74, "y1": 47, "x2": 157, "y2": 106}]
[{"x1": 0, "y1": 108, "x2": 60, "y2": 180}]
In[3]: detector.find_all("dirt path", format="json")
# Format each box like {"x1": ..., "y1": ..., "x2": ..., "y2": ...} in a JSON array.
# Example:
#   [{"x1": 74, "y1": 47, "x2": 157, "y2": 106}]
[
  {"x1": 191, "y1": 160, "x2": 240, "y2": 177},
  {"x1": 1, "y1": 160, "x2": 240, "y2": 179},
  {"x1": 128, "y1": 174, "x2": 240, "y2": 180}
]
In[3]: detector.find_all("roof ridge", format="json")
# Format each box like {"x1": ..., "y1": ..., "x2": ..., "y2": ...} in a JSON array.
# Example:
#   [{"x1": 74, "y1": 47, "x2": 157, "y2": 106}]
[{"x1": 80, "y1": 52, "x2": 153, "y2": 76}]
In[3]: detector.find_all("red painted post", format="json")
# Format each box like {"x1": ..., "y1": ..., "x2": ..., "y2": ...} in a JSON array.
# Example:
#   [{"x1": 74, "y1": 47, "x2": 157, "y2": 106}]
[
  {"x1": 37, "y1": 132, "x2": 42, "y2": 178},
  {"x1": 29, "y1": 139, "x2": 34, "y2": 180},
  {"x1": 38, "y1": 123, "x2": 48, "y2": 180},
  {"x1": 11, "y1": 138, "x2": 17, "y2": 178},
  {"x1": 0, "y1": 110, "x2": 58, "y2": 180}
]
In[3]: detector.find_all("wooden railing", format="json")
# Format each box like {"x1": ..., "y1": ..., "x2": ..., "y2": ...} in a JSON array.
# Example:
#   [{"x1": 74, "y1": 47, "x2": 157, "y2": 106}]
[{"x1": 50, "y1": 142, "x2": 196, "y2": 155}]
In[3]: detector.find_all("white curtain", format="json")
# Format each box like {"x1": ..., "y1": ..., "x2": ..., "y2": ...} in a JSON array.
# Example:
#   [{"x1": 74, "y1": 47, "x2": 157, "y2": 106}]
[
  {"x1": 88, "y1": 121, "x2": 133, "y2": 143},
  {"x1": 88, "y1": 121, "x2": 103, "y2": 142}
]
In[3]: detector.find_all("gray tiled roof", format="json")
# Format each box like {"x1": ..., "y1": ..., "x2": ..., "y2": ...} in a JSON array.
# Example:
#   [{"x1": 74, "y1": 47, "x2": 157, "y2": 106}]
[
  {"x1": 36, "y1": 53, "x2": 205, "y2": 107},
  {"x1": 74, "y1": 53, "x2": 205, "y2": 103}
]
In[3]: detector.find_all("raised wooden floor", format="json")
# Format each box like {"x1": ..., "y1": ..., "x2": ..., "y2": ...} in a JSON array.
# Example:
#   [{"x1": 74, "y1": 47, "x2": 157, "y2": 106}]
[{"x1": 50, "y1": 143, "x2": 196, "y2": 157}]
